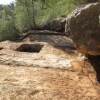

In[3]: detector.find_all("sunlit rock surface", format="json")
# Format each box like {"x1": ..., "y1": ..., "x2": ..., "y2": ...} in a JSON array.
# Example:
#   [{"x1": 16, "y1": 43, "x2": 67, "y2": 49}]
[{"x1": 0, "y1": 40, "x2": 100, "y2": 100}]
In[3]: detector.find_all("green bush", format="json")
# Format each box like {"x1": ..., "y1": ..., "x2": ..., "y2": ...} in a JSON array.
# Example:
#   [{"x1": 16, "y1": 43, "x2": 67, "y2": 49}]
[
  {"x1": 0, "y1": 19, "x2": 19, "y2": 41},
  {"x1": 15, "y1": 0, "x2": 80, "y2": 32}
]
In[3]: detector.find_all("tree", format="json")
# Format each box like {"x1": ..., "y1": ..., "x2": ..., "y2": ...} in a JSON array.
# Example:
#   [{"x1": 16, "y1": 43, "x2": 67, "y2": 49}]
[
  {"x1": 0, "y1": 0, "x2": 80, "y2": 41},
  {"x1": 15, "y1": 0, "x2": 37, "y2": 32}
]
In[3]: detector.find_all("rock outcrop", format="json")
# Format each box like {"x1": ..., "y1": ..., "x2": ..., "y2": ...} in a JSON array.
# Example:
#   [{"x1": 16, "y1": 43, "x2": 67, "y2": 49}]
[
  {"x1": 40, "y1": 18, "x2": 66, "y2": 32},
  {"x1": 65, "y1": 3, "x2": 100, "y2": 55}
]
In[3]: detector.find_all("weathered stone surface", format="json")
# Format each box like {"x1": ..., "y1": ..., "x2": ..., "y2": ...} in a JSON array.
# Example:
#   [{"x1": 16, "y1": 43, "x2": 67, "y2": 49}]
[
  {"x1": 40, "y1": 18, "x2": 66, "y2": 32},
  {"x1": 65, "y1": 3, "x2": 100, "y2": 55},
  {"x1": 0, "y1": 40, "x2": 100, "y2": 100},
  {"x1": 0, "y1": 41, "x2": 74, "y2": 69},
  {"x1": 0, "y1": 64, "x2": 99, "y2": 100}
]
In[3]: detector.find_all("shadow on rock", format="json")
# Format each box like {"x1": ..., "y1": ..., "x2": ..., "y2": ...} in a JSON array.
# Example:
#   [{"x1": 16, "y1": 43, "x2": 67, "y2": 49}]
[{"x1": 88, "y1": 55, "x2": 100, "y2": 83}]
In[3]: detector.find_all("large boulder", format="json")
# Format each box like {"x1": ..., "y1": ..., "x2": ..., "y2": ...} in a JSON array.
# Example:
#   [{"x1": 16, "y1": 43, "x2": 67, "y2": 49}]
[{"x1": 65, "y1": 3, "x2": 100, "y2": 55}]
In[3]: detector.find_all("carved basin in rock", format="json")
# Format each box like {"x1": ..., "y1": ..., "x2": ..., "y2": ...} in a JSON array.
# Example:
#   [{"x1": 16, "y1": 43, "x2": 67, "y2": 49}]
[
  {"x1": 0, "y1": 41, "x2": 75, "y2": 69},
  {"x1": 16, "y1": 43, "x2": 44, "y2": 53},
  {"x1": 65, "y1": 3, "x2": 100, "y2": 55}
]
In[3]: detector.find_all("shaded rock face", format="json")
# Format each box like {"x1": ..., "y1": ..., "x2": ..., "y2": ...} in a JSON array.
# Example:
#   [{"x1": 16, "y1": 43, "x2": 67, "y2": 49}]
[
  {"x1": 65, "y1": 3, "x2": 100, "y2": 55},
  {"x1": 40, "y1": 18, "x2": 66, "y2": 32}
]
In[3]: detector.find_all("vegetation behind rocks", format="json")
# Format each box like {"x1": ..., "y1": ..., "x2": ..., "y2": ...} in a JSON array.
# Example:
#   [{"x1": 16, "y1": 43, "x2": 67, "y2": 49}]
[{"x1": 0, "y1": 0, "x2": 80, "y2": 41}]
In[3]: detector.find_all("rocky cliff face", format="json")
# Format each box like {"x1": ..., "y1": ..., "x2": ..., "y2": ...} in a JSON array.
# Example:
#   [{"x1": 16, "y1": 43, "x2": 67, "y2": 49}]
[{"x1": 65, "y1": 3, "x2": 100, "y2": 55}]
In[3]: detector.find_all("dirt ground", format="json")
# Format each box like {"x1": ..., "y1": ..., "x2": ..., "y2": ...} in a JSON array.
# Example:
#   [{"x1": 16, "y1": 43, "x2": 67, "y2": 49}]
[{"x1": 0, "y1": 36, "x2": 100, "y2": 100}]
